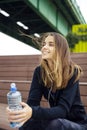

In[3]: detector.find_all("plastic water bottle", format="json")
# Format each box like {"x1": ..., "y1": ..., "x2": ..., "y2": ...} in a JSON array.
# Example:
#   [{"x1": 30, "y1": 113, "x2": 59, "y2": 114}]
[{"x1": 7, "y1": 83, "x2": 23, "y2": 128}]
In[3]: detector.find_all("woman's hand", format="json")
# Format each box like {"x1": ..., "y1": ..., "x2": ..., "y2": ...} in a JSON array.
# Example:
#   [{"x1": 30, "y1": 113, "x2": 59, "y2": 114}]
[{"x1": 6, "y1": 102, "x2": 32, "y2": 125}]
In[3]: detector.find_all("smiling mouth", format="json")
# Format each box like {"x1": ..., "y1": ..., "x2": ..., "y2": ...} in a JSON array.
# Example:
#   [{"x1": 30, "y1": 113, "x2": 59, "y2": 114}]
[{"x1": 42, "y1": 51, "x2": 49, "y2": 54}]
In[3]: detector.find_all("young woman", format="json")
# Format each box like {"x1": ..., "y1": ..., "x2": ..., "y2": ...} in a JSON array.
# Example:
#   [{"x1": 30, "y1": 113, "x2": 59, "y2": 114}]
[{"x1": 7, "y1": 32, "x2": 87, "y2": 130}]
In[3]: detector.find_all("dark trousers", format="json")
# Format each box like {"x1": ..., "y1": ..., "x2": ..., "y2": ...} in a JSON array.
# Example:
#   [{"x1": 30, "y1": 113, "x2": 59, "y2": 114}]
[{"x1": 19, "y1": 118, "x2": 87, "y2": 130}]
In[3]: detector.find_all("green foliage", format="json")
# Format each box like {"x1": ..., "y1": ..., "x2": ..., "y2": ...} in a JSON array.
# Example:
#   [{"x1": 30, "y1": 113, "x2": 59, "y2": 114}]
[
  {"x1": 66, "y1": 32, "x2": 79, "y2": 49},
  {"x1": 78, "y1": 35, "x2": 87, "y2": 41}
]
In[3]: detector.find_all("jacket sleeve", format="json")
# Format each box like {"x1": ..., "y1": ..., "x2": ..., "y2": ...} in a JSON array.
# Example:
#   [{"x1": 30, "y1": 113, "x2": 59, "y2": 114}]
[{"x1": 27, "y1": 66, "x2": 43, "y2": 106}]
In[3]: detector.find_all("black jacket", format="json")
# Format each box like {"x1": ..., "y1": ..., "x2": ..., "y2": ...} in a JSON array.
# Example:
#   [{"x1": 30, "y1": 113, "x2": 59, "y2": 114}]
[{"x1": 27, "y1": 66, "x2": 87, "y2": 122}]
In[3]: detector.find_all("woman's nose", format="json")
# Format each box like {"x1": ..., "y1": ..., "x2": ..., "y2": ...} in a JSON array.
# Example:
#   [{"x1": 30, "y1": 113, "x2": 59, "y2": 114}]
[{"x1": 43, "y1": 43, "x2": 48, "y2": 49}]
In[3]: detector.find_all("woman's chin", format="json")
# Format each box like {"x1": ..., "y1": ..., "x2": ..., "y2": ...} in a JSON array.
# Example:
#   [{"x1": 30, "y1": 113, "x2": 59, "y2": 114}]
[{"x1": 42, "y1": 56, "x2": 47, "y2": 59}]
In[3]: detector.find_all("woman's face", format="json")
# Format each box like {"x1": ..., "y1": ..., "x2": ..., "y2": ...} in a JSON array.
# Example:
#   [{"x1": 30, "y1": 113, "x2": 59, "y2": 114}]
[{"x1": 41, "y1": 35, "x2": 55, "y2": 61}]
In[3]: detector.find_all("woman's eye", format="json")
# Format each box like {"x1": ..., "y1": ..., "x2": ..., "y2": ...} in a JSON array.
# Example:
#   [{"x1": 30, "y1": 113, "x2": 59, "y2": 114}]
[
  {"x1": 49, "y1": 42, "x2": 54, "y2": 46},
  {"x1": 41, "y1": 42, "x2": 54, "y2": 47}
]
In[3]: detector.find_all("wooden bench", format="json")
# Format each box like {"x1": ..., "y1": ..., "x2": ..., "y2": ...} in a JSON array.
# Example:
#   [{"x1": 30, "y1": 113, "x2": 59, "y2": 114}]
[
  {"x1": 71, "y1": 53, "x2": 87, "y2": 111},
  {"x1": 0, "y1": 53, "x2": 87, "y2": 130},
  {"x1": 71, "y1": 53, "x2": 87, "y2": 82}
]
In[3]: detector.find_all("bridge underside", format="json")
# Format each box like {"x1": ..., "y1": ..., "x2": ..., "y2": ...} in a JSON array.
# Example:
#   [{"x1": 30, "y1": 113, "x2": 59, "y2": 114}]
[{"x1": 0, "y1": 0, "x2": 85, "y2": 49}]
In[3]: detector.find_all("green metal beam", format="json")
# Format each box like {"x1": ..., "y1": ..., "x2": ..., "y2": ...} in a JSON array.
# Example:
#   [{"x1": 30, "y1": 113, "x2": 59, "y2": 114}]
[
  {"x1": 25, "y1": 0, "x2": 57, "y2": 29},
  {"x1": 25, "y1": 0, "x2": 69, "y2": 35},
  {"x1": 66, "y1": 0, "x2": 85, "y2": 24}
]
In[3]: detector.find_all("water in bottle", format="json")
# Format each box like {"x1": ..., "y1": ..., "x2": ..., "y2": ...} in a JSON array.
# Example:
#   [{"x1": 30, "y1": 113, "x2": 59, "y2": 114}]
[{"x1": 7, "y1": 83, "x2": 23, "y2": 128}]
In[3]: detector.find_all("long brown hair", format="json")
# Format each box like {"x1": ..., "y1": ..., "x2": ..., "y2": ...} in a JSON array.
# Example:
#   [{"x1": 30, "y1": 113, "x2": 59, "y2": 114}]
[{"x1": 40, "y1": 32, "x2": 82, "y2": 91}]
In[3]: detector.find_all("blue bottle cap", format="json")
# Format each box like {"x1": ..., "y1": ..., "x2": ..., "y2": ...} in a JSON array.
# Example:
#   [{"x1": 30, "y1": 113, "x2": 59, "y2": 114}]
[{"x1": 10, "y1": 83, "x2": 17, "y2": 92}]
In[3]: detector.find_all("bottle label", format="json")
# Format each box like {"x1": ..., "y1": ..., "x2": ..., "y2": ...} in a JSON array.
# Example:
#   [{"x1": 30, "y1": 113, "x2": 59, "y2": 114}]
[{"x1": 8, "y1": 95, "x2": 22, "y2": 110}]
